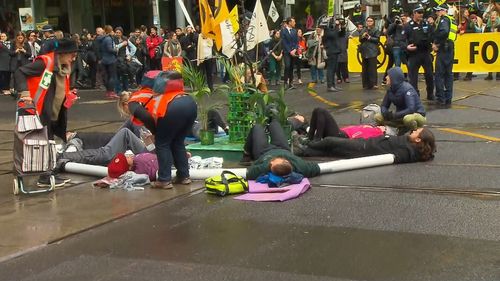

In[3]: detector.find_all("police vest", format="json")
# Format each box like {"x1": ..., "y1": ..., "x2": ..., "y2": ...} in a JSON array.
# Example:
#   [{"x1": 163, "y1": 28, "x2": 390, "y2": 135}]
[
  {"x1": 445, "y1": 15, "x2": 458, "y2": 41},
  {"x1": 26, "y1": 52, "x2": 71, "y2": 114},
  {"x1": 129, "y1": 83, "x2": 185, "y2": 126}
]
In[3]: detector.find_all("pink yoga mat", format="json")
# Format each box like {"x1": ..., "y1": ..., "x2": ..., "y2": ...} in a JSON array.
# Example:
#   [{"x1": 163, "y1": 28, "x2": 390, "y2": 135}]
[{"x1": 234, "y1": 178, "x2": 311, "y2": 202}]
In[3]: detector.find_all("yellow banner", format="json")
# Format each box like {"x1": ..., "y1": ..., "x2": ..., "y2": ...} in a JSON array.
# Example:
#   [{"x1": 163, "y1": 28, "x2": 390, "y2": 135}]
[{"x1": 347, "y1": 33, "x2": 500, "y2": 73}]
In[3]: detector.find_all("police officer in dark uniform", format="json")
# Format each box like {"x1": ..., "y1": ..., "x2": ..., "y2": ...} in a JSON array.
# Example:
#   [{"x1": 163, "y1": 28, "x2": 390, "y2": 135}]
[
  {"x1": 433, "y1": 4, "x2": 457, "y2": 107},
  {"x1": 351, "y1": 4, "x2": 364, "y2": 25},
  {"x1": 421, "y1": 0, "x2": 434, "y2": 19},
  {"x1": 404, "y1": 4, "x2": 435, "y2": 100}
]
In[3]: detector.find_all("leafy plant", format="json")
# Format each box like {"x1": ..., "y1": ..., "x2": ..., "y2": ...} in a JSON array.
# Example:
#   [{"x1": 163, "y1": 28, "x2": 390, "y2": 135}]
[{"x1": 182, "y1": 63, "x2": 228, "y2": 131}]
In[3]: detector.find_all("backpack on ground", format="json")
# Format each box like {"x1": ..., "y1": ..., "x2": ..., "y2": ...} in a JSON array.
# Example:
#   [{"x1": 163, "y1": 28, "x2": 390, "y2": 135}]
[
  {"x1": 360, "y1": 104, "x2": 381, "y2": 125},
  {"x1": 205, "y1": 170, "x2": 248, "y2": 196}
]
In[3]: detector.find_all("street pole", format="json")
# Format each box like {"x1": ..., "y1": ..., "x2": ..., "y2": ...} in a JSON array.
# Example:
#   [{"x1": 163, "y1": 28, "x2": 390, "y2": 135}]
[{"x1": 152, "y1": 0, "x2": 161, "y2": 29}]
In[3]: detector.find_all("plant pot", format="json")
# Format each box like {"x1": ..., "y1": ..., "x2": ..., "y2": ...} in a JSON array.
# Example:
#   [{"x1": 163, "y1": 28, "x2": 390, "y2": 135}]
[{"x1": 199, "y1": 130, "x2": 215, "y2": 145}]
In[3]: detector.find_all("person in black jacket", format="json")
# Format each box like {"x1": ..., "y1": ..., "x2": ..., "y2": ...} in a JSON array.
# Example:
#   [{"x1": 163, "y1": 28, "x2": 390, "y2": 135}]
[
  {"x1": 10, "y1": 31, "x2": 32, "y2": 90},
  {"x1": 359, "y1": 16, "x2": 380, "y2": 90},
  {"x1": 39, "y1": 25, "x2": 57, "y2": 55},
  {"x1": 293, "y1": 127, "x2": 436, "y2": 163},
  {"x1": 322, "y1": 17, "x2": 345, "y2": 92},
  {"x1": 375, "y1": 67, "x2": 426, "y2": 131}
]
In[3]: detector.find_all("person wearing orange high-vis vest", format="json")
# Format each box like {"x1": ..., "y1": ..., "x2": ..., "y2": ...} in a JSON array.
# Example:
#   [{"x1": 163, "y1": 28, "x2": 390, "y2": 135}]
[
  {"x1": 15, "y1": 38, "x2": 78, "y2": 187},
  {"x1": 128, "y1": 71, "x2": 197, "y2": 189}
]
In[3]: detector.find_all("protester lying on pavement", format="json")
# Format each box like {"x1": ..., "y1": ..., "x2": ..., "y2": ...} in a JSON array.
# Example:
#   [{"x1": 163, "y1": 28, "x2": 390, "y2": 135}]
[
  {"x1": 293, "y1": 127, "x2": 436, "y2": 163},
  {"x1": 59, "y1": 127, "x2": 149, "y2": 166},
  {"x1": 242, "y1": 119, "x2": 321, "y2": 180},
  {"x1": 374, "y1": 67, "x2": 427, "y2": 132},
  {"x1": 306, "y1": 107, "x2": 396, "y2": 140},
  {"x1": 64, "y1": 118, "x2": 145, "y2": 151},
  {"x1": 107, "y1": 152, "x2": 158, "y2": 181}
]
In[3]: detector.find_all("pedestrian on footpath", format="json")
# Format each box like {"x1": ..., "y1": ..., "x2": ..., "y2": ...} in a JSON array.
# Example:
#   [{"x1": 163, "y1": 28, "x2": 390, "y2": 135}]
[
  {"x1": 280, "y1": 17, "x2": 298, "y2": 90},
  {"x1": 99, "y1": 25, "x2": 119, "y2": 99},
  {"x1": 146, "y1": 27, "x2": 163, "y2": 70},
  {"x1": 323, "y1": 17, "x2": 345, "y2": 92},
  {"x1": 359, "y1": 16, "x2": 380, "y2": 90},
  {"x1": 306, "y1": 27, "x2": 325, "y2": 84},
  {"x1": 0, "y1": 32, "x2": 12, "y2": 95}
]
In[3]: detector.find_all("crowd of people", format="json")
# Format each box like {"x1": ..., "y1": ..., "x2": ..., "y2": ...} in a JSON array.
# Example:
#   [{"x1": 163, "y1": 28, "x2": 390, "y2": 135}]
[{"x1": 6, "y1": 0, "x2": 500, "y2": 189}]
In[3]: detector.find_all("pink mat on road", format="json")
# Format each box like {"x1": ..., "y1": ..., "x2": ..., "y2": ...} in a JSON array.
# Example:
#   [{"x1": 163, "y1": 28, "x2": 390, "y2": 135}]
[{"x1": 234, "y1": 178, "x2": 311, "y2": 202}]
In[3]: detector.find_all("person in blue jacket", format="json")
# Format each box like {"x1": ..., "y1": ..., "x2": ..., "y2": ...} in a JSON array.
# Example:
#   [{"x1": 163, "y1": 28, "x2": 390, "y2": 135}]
[{"x1": 375, "y1": 66, "x2": 426, "y2": 131}]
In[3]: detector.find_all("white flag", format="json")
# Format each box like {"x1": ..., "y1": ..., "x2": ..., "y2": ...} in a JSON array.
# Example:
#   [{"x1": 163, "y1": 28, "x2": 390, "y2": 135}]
[
  {"x1": 246, "y1": 0, "x2": 271, "y2": 51},
  {"x1": 221, "y1": 19, "x2": 237, "y2": 58},
  {"x1": 176, "y1": 0, "x2": 195, "y2": 28},
  {"x1": 268, "y1": 0, "x2": 279, "y2": 23}
]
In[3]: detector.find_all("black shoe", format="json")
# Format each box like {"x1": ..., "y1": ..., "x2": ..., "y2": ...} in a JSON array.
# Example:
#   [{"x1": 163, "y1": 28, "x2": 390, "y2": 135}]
[
  {"x1": 239, "y1": 154, "x2": 252, "y2": 166},
  {"x1": 485, "y1": 75, "x2": 493, "y2": 80},
  {"x1": 496, "y1": 76, "x2": 500, "y2": 81},
  {"x1": 55, "y1": 174, "x2": 71, "y2": 184},
  {"x1": 37, "y1": 175, "x2": 66, "y2": 188}
]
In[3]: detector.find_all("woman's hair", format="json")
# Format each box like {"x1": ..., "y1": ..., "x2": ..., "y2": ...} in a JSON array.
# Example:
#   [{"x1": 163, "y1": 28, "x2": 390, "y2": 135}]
[
  {"x1": 104, "y1": 25, "x2": 113, "y2": 34},
  {"x1": 269, "y1": 157, "x2": 293, "y2": 176},
  {"x1": 15, "y1": 31, "x2": 26, "y2": 47},
  {"x1": 117, "y1": 91, "x2": 131, "y2": 118},
  {"x1": 414, "y1": 128, "x2": 436, "y2": 162}
]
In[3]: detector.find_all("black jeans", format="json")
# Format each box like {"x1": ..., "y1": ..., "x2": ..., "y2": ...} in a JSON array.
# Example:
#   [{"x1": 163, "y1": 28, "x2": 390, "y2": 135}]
[
  {"x1": 0, "y1": 71, "x2": 10, "y2": 90},
  {"x1": 361, "y1": 57, "x2": 378, "y2": 89},
  {"x1": 200, "y1": 59, "x2": 214, "y2": 91},
  {"x1": 408, "y1": 52, "x2": 434, "y2": 98},
  {"x1": 149, "y1": 57, "x2": 161, "y2": 70},
  {"x1": 244, "y1": 120, "x2": 290, "y2": 160},
  {"x1": 304, "y1": 137, "x2": 367, "y2": 158},
  {"x1": 283, "y1": 53, "x2": 293, "y2": 86},
  {"x1": 326, "y1": 54, "x2": 339, "y2": 88},
  {"x1": 336, "y1": 62, "x2": 349, "y2": 81},
  {"x1": 155, "y1": 95, "x2": 197, "y2": 182},
  {"x1": 102, "y1": 62, "x2": 117, "y2": 92},
  {"x1": 308, "y1": 108, "x2": 347, "y2": 141},
  {"x1": 295, "y1": 56, "x2": 302, "y2": 80}
]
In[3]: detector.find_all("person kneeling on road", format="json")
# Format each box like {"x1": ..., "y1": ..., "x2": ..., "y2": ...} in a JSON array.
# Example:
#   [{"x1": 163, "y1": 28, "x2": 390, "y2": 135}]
[
  {"x1": 293, "y1": 127, "x2": 436, "y2": 163},
  {"x1": 242, "y1": 119, "x2": 321, "y2": 180},
  {"x1": 375, "y1": 67, "x2": 426, "y2": 133}
]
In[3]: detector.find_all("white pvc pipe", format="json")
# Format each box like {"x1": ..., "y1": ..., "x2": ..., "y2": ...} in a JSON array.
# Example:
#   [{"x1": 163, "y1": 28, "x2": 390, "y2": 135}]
[
  {"x1": 64, "y1": 162, "x2": 247, "y2": 180},
  {"x1": 318, "y1": 154, "x2": 395, "y2": 174}
]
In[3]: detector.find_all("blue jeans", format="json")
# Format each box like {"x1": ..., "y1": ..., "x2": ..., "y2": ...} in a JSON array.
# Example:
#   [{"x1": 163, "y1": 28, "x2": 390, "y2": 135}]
[
  {"x1": 392, "y1": 47, "x2": 402, "y2": 67},
  {"x1": 310, "y1": 65, "x2": 324, "y2": 82},
  {"x1": 155, "y1": 96, "x2": 197, "y2": 182}
]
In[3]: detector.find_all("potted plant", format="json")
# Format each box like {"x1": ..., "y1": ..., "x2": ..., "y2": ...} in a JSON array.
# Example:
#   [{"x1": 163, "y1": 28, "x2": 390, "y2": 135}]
[{"x1": 182, "y1": 63, "x2": 228, "y2": 145}]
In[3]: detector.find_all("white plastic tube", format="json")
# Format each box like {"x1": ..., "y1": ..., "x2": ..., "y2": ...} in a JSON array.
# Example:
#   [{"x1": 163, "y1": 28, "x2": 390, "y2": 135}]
[
  {"x1": 318, "y1": 154, "x2": 395, "y2": 174},
  {"x1": 64, "y1": 155, "x2": 394, "y2": 179},
  {"x1": 64, "y1": 162, "x2": 247, "y2": 180}
]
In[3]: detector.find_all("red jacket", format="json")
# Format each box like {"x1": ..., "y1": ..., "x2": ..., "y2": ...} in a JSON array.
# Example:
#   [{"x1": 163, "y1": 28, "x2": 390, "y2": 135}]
[{"x1": 146, "y1": 35, "x2": 163, "y2": 59}]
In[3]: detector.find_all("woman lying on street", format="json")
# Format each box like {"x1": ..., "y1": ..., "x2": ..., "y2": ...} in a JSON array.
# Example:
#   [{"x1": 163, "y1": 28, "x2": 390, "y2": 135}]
[{"x1": 293, "y1": 127, "x2": 436, "y2": 163}]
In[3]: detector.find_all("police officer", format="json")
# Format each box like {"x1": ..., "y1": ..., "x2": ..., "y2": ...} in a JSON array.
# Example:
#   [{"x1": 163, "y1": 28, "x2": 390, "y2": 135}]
[
  {"x1": 433, "y1": 4, "x2": 457, "y2": 107},
  {"x1": 404, "y1": 4, "x2": 435, "y2": 100},
  {"x1": 351, "y1": 4, "x2": 364, "y2": 25},
  {"x1": 421, "y1": 0, "x2": 434, "y2": 19}
]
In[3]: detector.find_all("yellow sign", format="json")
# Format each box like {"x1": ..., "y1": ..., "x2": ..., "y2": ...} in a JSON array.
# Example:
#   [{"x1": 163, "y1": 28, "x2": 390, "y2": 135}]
[{"x1": 347, "y1": 33, "x2": 500, "y2": 73}]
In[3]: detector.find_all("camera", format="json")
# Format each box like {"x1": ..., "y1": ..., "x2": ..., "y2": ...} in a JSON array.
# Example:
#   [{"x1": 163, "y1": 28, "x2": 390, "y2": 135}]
[{"x1": 394, "y1": 16, "x2": 402, "y2": 25}]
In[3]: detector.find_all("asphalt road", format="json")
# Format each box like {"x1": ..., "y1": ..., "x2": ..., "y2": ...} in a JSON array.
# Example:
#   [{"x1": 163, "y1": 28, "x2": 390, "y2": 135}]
[{"x1": 0, "y1": 74, "x2": 499, "y2": 281}]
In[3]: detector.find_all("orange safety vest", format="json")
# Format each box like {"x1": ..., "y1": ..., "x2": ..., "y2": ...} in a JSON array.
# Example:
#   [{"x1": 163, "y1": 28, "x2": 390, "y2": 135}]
[
  {"x1": 129, "y1": 79, "x2": 185, "y2": 126},
  {"x1": 26, "y1": 52, "x2": 71, "y2": 114}
]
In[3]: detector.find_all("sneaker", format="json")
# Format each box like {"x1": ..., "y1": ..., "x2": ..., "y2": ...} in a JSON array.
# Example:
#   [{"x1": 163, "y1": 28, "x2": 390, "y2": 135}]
[
  {"x1": 173, "y1": 177, "x2": 192, "y2": 185},
  {"x1": 151, "y1": 181, "x2": 173, "y2": 189},
  {"x1": 239, "y1": 154, "x2": 252, "y2": 166},
  {"x1": 328, "y1": 87, "x2": 338, "y2": 92},
  {"x1": 334, "y1": 85, "x2": 342, "y2": 91},
  {"x1": 298, "y1": 79, "x2": 303, "y2": 85},
  {"x1": 37, "y1": 175, "x2": 66, "y2": 188}
]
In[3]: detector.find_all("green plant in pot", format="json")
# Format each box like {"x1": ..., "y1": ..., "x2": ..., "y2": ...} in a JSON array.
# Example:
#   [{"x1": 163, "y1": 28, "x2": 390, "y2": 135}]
[{"x1": 182, "y1": 63, "x2": 228, "y2": 145}]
